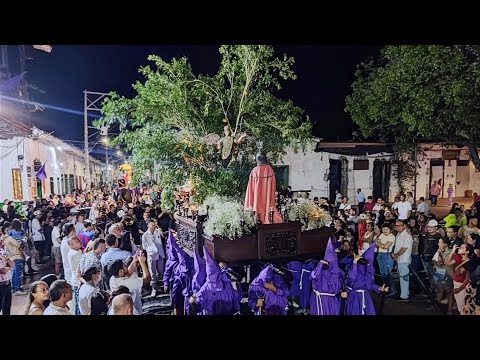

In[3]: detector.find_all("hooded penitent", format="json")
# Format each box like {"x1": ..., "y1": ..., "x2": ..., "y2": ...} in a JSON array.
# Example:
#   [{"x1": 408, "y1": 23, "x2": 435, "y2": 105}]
[
  {"x1": 345, "y1": 242, "x2": 382, "y2": 315},
  {"x1": 170, "y1": 234, "x2": 194, "y2": 312},
  {"x1": 248, "y1": 264, "x2": 289, "y2": 315},
  {"x1": 195, "y1": 246, "x2": 242, "y2": 315},
  {"x1": 163, "y1": 231, "x2": 179, "y2": 285},
  {"x1": 309, "y1": 238, "x2": 344, "y2": 315}
]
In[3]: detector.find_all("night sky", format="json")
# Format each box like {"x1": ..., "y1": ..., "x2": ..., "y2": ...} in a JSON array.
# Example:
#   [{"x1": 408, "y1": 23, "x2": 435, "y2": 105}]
[{"x1": 6, "y1": 45, "x2": 383, "y2": 157}]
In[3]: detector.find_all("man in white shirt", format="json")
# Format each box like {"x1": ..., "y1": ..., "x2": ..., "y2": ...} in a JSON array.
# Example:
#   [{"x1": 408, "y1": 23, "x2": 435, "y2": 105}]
[
  {"x1": 51, "y1": 220, "x2": 62, "y2": 277},
  {"x1": 416, "y1": 197, "x2": 430, "y2": 215},
  {"x1": 372, "y1": 198, "x2": 384, "y2": 214},
  {"x1": 392, "y1": 194, "x2": 412, "y2": 220},
  {"x1": 67, "y1": 236, "x2": 83, "y2": 315},
  {"x1": 392, "y1": 220, "x2": 413, "y2": 301},
  {"x1": 339, "y1": 197, "x2": 352, "y2": 211},
  {"x1": 31, "y1": 210, "x2": 44, "y2": 259},
  {"x1": 44, "y1": 280, "x2": 73, "y2": 315},
  {"x1": 142, "y1": 221, "x2": 166, "y2": 297},
  {"x1": 109, "y1": 254, "x2": 151, "y2": 315},
  {"x1": 74, "y1": 214, "x2": 86, "y2": 236},
  {"x1": 335, "y1": 190, "x2": 343, "y2": 207}
]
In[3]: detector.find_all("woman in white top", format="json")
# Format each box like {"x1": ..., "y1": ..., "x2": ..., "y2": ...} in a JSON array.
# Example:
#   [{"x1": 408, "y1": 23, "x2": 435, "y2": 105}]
[
  {"x1": 376, "y1": 223, "x2": 396, "y2": 295},
  {"x1": 25, "y1": 280, "x2": 49, "y2": 315}
]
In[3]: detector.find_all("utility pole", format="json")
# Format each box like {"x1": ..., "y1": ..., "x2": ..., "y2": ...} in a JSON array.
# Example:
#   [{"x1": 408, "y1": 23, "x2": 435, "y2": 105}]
[{"x1": 83, "y1": 90, "x2": 109, "y2": 191}]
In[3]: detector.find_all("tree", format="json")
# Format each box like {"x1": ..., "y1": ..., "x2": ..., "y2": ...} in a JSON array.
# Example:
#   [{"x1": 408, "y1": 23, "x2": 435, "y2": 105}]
[
  {"x1": 345, "y1": 45, "x2": 480, "y2": 172},
  {"x1": 96, "y1": 45, "x2": 312, "y2": 207}
]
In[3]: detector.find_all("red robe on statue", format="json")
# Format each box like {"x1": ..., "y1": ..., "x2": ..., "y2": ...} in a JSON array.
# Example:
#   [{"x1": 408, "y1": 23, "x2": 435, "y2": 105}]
[{"x1": 244, "y1": 164, "x2": 283, "y2": 224}]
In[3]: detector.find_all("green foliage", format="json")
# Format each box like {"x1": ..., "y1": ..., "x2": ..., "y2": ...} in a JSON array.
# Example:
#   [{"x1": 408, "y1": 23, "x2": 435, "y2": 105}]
[
  {"x1": 96, "y1": 46, "x2": 312, "y2": 206},
  {"x1": 345, "y1": 45, "x2": 480, "y2": 170}
]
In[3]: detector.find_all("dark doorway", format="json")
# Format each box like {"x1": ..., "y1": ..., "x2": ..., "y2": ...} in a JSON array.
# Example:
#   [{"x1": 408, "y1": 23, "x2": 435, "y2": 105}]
[
  {"x1": 36, "y1": 180, "x2": 43, "y2": 199},
  {"x1": 329, "y1": 159, "x2": 342, "y2": 203},
  {"x1": 273, "y1": 165, "x2": 289, "y2": 190},
  {"x1": 372, "y1": 159, "x2": 391, "y2": 201}
]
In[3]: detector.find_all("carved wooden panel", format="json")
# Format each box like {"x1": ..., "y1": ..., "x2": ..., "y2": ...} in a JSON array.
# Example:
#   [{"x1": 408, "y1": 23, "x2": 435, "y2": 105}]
[
  {"x1": 177, "y1": 224, "x2": 196, "y2": 253},
  {"x1": 264, "y1": 231, "x2": 297, "y2": 257}
]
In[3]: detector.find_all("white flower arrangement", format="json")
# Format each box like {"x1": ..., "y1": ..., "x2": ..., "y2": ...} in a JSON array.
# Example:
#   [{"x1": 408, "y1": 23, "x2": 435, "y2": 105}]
[
  {"x1": 288, "y1": 200, "x2": 332, "y2": 231},
  {"x1": 202, "y1": 196, "x2": 256, "y2": 240}
]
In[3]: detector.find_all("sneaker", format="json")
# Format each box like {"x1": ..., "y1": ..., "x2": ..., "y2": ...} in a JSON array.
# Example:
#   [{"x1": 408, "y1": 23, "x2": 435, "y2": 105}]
[
  {"x1": 150, "y1": 289, "x2": 157, "y2": 298},
  {"x1": 13, "y1": 290, "x2": 28, "y2": 296},
  {"x1": 394, "y1": 295, "x2": 409, "y2": 302}
]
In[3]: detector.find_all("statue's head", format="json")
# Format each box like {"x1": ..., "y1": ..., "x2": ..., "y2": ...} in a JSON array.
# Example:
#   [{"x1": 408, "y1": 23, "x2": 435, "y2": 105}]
[
  {"x1": 224, "y1": 125, "x2": 231, "y2": 136},
  {"x1": 256, "y1": 152, "x2": 267, "y2": 165}
]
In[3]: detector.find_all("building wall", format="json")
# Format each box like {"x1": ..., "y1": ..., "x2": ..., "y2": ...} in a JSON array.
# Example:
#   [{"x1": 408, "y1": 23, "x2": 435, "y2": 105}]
[
  {"x1": 0, "y1": 136, "x2": 104, "y2": 201},
  {"x1": 275, "y1": 146, "x2": 396, "y2": 203},
  {"x1": 414, "y1": 144, "x2": 480, "y2": 200}
]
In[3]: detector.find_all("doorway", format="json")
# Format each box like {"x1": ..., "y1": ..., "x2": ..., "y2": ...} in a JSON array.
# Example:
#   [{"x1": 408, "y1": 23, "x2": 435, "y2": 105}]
[
  {"x1": 372, "y1": 159, "x2": 391, "y2": 201},
  {"x1": 430, "y1": 159, "x2": 444, "y2": 198},
  {"x1": 329, "y1": 159, "x2": 348, "y2": 203},
  {"x1": 36, "y1": 180, "x2": 43, "y2": 199},
  {"x1": 456, "y1": 160, "x2": 470, "y2": 198}
]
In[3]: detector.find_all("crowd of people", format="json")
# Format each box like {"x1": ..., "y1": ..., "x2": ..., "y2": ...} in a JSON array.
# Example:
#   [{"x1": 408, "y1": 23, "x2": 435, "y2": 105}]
[
  {"x1": 302, "y1": 188, "x2": 480, "y2": 315},
  {"x1": 0, "y1": 184, "x2": 175, "y2": 315},
  {"x1": 1, "y1": 182, "x2": 480, "y2": 315}
]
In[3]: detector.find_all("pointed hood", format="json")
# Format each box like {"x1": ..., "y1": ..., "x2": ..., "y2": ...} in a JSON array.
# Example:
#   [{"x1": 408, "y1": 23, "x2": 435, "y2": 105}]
[
  {"x1": 203, "y1": 246, "x2": 224, "y2": 291},
  {"x1": 192, "y1": 249, "x2": 206, "y2": 292},
  {"x1": 165, "y1": 231, "x2": 179, "y2": 262},
  {"x1": 362, "y1": 241, "x2": 377, "y2": 265},
  {"x1": 169, "y1": 232, "x2": 189, "y2": 272},
  {"x1": 256, "y1": 265, "x2": 274, "y2": 284},
  {"x1": 324, "y1": 238, "x2": 337, "y2": 264}
]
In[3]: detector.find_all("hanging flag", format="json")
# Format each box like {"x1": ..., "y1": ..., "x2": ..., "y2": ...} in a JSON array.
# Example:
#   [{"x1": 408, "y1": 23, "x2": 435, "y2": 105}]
[
  {"x1": 35, "y1": 163, "x2": 47, "y2": 181},
  {"x1": 33, "y1": 45, "x2": 52, "y2": 53},
  {"x1": 0, "y1": 72, "x2": 26, "y2": 95}
]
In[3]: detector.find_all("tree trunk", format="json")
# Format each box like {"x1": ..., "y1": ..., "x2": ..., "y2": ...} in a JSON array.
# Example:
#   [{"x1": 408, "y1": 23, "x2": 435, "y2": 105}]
[{"x1": 468, "y1": 137, "x2": 480, "y2": 171}]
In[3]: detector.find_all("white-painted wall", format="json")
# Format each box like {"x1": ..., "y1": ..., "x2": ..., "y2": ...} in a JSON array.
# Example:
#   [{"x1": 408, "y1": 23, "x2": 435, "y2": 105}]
[
  {"x1": 275, "y1": 146, "x2": 397, "y2": 203},
  {"x1": 414, "y1": 144, "x2": 480, "y2": 200},
  {"x1": 0, "y1": 136, "x2": 104, "y2": 201}
]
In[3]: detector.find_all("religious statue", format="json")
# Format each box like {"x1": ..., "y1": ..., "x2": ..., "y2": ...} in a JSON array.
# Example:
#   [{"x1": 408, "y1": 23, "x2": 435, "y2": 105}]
[
  {"x1": 216, "y1": 125, "x2": 248, "y2": 167},
  {"x1": 244, "y1": 152, "x2": 283, "y2": 224}
]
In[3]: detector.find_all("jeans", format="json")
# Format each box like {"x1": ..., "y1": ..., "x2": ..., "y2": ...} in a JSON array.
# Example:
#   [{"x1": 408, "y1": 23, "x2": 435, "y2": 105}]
[
  {"x1": 410, "y1": 254, "x2": 421, "y2": 272},
  {"x1": 397, "y1": 262, "x2": 411, "y2": 299},
  {"x1": 430, "y1": 195, "x2": 438, "y2": 206},
  {"x1": 421, "y1": 258, "x2": 436, "y2": 291},
  {"x1": 73, "y1": 286, "x2": 81, "y2": 315},
  {"x1": 0, "y1": 283, "x2": 12, "y2": 315},
  {"x1": 148, "y1": 257, "x2": 165, "y2": 290},
  {"x1": 378, "y1": 252, "x2": 396, "y2": 293},
  {"x1": 12, "y1": 259, "x2": 25, "y2": 292}
]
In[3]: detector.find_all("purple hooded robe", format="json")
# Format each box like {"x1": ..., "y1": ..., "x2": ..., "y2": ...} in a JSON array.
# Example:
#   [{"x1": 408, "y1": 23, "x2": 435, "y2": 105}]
[
  {"x1": 287, "y1": 259, "x2": 318, "y2": 309},
  {"x1": 309, "y1": 238, "x2": 344, "y2": 315},
  {"x1": 171, "y1": 238, "x2": 194, "y2": 314},
  {"x1": 186, "y1": 249, "x2": 206, "y2": 315},
  {"x1": 195, "y1": 246, "x2": 243, "y2": 315},
  {"x1": 345, "y1": 242, "x2": 382, "y2": 315},
  {"x1": 163, "y1": 231, "x2": 183, "y2": 308},
  {"x1": 248, "y1": 265, "x2": 289, "y2": 315}
]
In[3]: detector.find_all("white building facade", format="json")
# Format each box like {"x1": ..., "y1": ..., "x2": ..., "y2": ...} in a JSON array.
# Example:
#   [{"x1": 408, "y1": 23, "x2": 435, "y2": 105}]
[
  {"x1": 0, "y1": 127, "x2": 104, "y2": 201},
  {"x1": 412, "y1": 143, "x2": 480, "y2": 200},
  {"x1": 275, "y1": 142, "x2": 398, "y2": 204}
]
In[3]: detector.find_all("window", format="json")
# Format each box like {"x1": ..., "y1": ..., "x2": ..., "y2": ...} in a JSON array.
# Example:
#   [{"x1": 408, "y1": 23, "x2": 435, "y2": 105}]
[
  {"x1": 50, "y1": 177, "x2": 54, "y2": 195},
  {"x1": 353, "y1": 159, "x2": 369, "y2": 170},
  {"x1": 69, "y1": 174, "x2": 75, "y2": 193}
]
